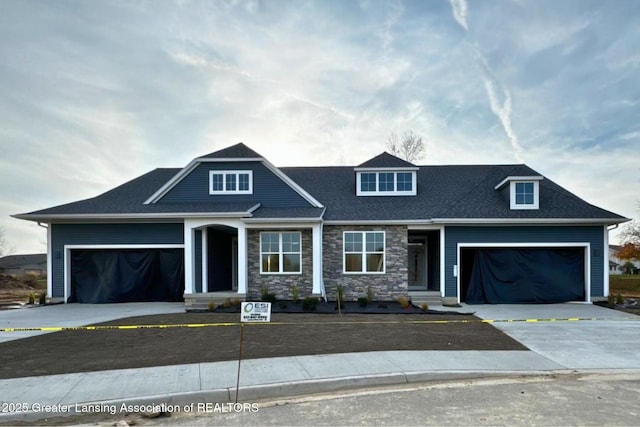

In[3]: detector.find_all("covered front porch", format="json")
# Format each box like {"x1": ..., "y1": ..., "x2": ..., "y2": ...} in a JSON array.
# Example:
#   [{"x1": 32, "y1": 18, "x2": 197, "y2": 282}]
[{"x1": 182, "y1": 218, "x2": 324, "y2": 308}]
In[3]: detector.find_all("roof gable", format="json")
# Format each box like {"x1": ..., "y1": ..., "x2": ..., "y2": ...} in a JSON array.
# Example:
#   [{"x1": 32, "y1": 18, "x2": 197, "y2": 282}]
[
  {"x1": 201, "y1": 143, "x2": 263, "y2": 159},
  {"x1": 357, "y1": 152, "x2": 417, "y2": 169}
]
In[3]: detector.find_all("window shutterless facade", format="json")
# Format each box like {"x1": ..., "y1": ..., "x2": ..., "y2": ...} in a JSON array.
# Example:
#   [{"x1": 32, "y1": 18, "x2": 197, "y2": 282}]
[
  {"x1": 510, "y1": 180, "x2": 539, "y2": 209},
  {"x1": 356, "y1": 171, "x2": 416, "y2": 196},
  {"x1": 260, "y1": 231, "x2": 302, "y2": 274},
  {"x1": 343, "y1": 231, "x2": 385, "y2": 273},
  {"x1": 209, "y1": 170, "x2": 253, "y2": 194}
]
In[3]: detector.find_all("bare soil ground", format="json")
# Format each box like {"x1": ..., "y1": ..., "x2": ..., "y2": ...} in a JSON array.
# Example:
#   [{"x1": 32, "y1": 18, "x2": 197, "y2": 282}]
[
  {"x1": 0, "y1": 274, "x2": 46, "y2": 307},
  {"x1": 0, "y1": 312, "x2": 526, "y2": 380}
]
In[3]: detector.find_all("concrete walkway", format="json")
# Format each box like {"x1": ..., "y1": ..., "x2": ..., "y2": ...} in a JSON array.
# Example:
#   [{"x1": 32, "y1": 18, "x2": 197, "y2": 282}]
[
  {"x1": 0, "y1": 302, "x2": 185, "y2": 343},
  {"x1": 0, "y1": 303, "x2": 639, "y2": 423}
]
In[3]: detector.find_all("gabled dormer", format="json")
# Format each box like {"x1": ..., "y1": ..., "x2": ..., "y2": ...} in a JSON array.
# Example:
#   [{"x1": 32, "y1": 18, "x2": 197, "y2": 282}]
[
  {"x1": 495, "y1": 175, "x2": 544, "y2": 210},
  {"x1": 354, "y1": 152, "x2": 419, "y2": 196},
  {"x1": 144, "y1": 143, "x2": 323, "y2": 208}
]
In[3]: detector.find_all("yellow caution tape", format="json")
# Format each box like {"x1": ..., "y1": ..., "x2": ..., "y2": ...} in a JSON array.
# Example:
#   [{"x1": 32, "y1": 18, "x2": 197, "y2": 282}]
[{"x1": 0, "y1": 316, "x2": 636, "y2": 332}]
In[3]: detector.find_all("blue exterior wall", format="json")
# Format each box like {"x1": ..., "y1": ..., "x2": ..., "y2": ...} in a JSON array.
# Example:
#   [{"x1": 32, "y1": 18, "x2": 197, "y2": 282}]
[
  {"x1": 158, "y1": 162, "x2": 312, "y2": 207},
  {"x1": 51, "y1": 223, "x2": 184, "y2": 299},
  {"x1": 444, "y1": 225, "x2": 605, "y2": 299}
]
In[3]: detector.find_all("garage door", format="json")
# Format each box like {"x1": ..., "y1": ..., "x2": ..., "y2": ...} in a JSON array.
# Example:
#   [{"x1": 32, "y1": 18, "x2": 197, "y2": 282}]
[
  {"x1": 69, "y1": 249, "x2": 184, "y2": 303},
  {"x1": 460, "y1": 247, "x2": 585, "y2": 304}
]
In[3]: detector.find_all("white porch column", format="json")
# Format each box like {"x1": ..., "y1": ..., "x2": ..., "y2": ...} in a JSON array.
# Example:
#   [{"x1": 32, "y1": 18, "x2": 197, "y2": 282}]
[
  {"x1": 603, "y1": 225, "x2": 609, "y2": 298},
  {"x1": 312, "y1": 223, "x2": 323, "y2": 296},
  {"x1": 237, "y1": 225, "x2": 248, "y2": 295},
  {"x1": 202, "y1": 228, "x2": 208, "y2": 293},
  {"x1": 46, "y1": 223, "x2": 53, "y2": 301},
  {"x1": 184, "y1": 222, "x2": 194, "y2": 294}
]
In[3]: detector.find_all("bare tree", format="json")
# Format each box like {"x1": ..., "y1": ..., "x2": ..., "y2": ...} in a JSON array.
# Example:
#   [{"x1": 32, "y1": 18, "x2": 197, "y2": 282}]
[
  {"x1": 386, "y1": 130, "x2": 425, "y2": 163},
  {"x1": 0, "y1": 226, "x2": 15, "y2": 257}
]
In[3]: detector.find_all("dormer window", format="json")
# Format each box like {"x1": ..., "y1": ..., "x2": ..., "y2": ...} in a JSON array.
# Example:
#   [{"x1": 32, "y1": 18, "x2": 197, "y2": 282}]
[
  {"x1": 209, "y1": 170, "x2": 253, "y2": 195},
  {"x1": 356, "y1": 171, "x2": 417, "y2": 196},
  {"x1": 495, "y1": 175, "x2": 543, "y2": 210},
  {"x1": 514, "y1": 182, "x2": 534, "y2": 206},
  {"x1": 354, "y1": 152, "x2": 419, "y2": 196}
]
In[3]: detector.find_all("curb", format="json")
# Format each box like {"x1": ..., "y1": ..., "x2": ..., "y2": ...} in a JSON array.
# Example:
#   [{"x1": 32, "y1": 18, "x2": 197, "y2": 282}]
[{"x1": 0, "y1": 369, "x2": 593, "y2": 424}]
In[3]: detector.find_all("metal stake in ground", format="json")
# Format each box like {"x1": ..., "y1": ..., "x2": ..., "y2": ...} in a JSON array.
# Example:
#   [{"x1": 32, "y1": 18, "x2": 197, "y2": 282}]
[
  {"x1": 235, "y1": 323, "x2": 245, "y2": 404},
  {"x1": 236, "y1": 302, "x2": 272, "y2": 403}
]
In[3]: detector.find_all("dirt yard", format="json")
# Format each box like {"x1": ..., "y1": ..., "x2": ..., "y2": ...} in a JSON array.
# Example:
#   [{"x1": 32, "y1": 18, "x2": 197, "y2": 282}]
[
  {"x1": 0, "y1": 274, "x2": 46, "y2": 307},
  {"x1": 0, "y1": 312, "x2": 526, "y2": 379}
]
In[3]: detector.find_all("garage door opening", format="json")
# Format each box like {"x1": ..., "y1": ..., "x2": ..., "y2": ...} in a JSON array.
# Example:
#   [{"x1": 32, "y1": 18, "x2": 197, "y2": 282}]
[
  {"x1": 69, "y1": 248, "x2": 185, "y2": 303},
  {"x1": 460, "y1": 247, "x2": 586, "y2": 304}
]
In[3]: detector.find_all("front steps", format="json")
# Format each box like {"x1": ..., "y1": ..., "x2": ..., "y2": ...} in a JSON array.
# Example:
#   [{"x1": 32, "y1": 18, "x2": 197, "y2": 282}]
[
  {"x1": 408, "y1": 291, "x2": 443, "y2": 307},
  {"x1": 184, "y1": 292, "x2": 246, "y2": 311}
]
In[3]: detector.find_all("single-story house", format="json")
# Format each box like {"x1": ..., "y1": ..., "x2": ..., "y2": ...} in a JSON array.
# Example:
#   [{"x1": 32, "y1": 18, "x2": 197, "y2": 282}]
[
  {"x1": 14, "y1": 143, "x2": 629, "y2": 305},
  {"x1": 0, "y1": 253, "x2": 47, "y2": 276},
  {"x1": 609, "y1": 245, "x2": 640, "y2": 275}
]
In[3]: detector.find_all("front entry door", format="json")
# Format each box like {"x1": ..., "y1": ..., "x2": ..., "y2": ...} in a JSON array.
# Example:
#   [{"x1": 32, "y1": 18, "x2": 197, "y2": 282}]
[{"x1": 408, "y1": 237, "x2": 428, "y2": 290}]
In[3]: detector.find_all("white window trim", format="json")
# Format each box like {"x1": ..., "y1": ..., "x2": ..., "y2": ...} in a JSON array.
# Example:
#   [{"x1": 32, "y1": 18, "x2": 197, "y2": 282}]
[
  {"x1": 209, "y1": 170, "x2": 253, "y2": 195},
  {"x1": 342, "y1": 231, "x2": 386, "y2": 274},
  {"x1": 510, "y1": 180, "x2": 539, "y2": 210},
  {"x1": 356, "y1": 171, "x2": 417, "y2": 196},
  {"x1": 260, "y1": 231, "x2": 302, "y2": 275}
]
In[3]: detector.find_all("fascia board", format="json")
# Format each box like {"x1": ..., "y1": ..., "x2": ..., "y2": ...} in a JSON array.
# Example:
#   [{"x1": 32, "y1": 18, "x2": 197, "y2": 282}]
[
  {"x1": 432, "y1": 217, "x2": 631, "y2": 225},
  {"x1": 144, "y1": 159, "x2": 201, "y2": 204},
  {"x1": 12, "y1": 212, "x2": 256, "y2": 222},
  {"x1": 353, "y1": 167, "x2": 419, "y2": 172},
  {"x1": 323, "y1": 219, "x2": 433, "y2": 225},
  {"x1": 260, "y1": 158, "x2": 324, "y2": 208},
  {"x1": 494, "y1": 175, "x2": 544, "y2": 190}
]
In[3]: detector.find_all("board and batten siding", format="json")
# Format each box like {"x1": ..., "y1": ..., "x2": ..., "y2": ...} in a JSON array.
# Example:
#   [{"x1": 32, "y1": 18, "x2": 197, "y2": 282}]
[
  {"x1": 157, "y1": 162, "x2": 312, "y2": 207},
  {"x1": 444, "y1": 225, "x2": 606, "y2": 299},
  {"x1": 50, "y1": 223, "x2": 184, "y2": 299}
]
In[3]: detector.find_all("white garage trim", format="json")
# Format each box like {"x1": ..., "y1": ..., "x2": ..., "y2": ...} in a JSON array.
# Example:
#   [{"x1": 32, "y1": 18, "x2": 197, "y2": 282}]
[
  {"x1": 456, "y1": 242, "x2": 591, "y2": 304},
  {"x1": 63, "y1": 244, "x2": 185, "y2": 303}
]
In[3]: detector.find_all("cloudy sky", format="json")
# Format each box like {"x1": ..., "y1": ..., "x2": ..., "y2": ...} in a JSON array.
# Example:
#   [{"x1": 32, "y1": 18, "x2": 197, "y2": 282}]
[{"x1": 1, "y1": 0, "x2": 639, "y2": 254}]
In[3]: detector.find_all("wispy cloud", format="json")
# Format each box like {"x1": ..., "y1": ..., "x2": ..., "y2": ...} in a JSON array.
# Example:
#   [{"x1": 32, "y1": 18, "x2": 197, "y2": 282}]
[
  {"x1": 476, "y1": 52, "x2": 524, "y2": 162},
  {"x1": 449, "y1": 0, "x2": 469, "y2": 31},
  {"x1": 1, "y1": 0, "x2": 639, "y2": 251}
]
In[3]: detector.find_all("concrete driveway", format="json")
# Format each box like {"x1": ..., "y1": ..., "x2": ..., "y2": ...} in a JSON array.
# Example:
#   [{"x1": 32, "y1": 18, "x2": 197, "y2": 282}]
[
  {"x1": 0, "y1": 302, "x2": 185, "y2": 343},
  {"x1": 451, "y1": 303, "x2": 640, "y2": 370}
]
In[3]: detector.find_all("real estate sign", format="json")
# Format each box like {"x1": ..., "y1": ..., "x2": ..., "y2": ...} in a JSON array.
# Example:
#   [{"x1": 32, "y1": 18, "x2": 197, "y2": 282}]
[{"x1": 240, "y1": 302, "x2": 271, "y2": 322}]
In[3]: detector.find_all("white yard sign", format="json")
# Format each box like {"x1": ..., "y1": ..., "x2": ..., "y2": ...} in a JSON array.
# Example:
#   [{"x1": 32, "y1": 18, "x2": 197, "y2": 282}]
[{"x1": 240, "y1": 302, "x2": 272, "y2": 322}]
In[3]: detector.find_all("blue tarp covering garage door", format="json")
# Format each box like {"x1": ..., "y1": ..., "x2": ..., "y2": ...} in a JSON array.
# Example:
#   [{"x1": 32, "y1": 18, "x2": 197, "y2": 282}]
[
  {"x1": 70, "y1": 249, "x2": 184, "y2": 303},
  {"x1": 462, "y1": 247, "x2": 586, "y2": 304}
]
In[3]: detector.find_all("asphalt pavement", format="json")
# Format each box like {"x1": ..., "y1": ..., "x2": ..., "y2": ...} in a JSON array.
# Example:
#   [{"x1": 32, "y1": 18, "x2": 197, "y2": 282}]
[{"x1": 0, "y1": 302, "x2": 639, "y2": 423}]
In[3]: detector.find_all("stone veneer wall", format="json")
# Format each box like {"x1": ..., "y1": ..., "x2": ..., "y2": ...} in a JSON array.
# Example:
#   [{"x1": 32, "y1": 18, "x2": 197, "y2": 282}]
[
  {"x1": 323, "y1": 225, "x2": 408, "y2": 301},
  {"x1": 247, "y1": 229, "x2": 313, "y2": 300}
]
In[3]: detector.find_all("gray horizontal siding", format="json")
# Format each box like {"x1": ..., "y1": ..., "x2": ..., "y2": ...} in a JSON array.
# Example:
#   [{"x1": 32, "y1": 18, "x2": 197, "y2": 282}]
[
  {"x1": 444, "y1": 225, "x2": 605, "y2": 299},
  {"x1": 158, "y1": 162, "x2": 312, "y2": 207},
  {"x1": 51, "y1": 223, "x2": 184, "y2": 299}
]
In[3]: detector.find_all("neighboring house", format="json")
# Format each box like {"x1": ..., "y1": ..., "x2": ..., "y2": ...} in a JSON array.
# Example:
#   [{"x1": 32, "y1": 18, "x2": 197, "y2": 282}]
[
  {"x1": 609, "y1": 245, "x2": 640, "y2": 275},
  {"x1": 14, "y1": 143, "x2": 629, "y2": 305},
  {"x1": 0, "y1": 253, "x2": 47, "y2": 276}
]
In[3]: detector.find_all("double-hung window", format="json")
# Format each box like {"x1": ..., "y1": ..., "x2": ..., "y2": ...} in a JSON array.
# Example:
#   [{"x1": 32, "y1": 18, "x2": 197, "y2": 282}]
[
  {"x1": 343, "y1": 231, "x2": 385, "y2": 273},
  {"x1": 209, "y1": 171, "x2": 253, "y2": 194},
  {"x1": 260, "y1": 232, "x2": 302, "y2": 274}
]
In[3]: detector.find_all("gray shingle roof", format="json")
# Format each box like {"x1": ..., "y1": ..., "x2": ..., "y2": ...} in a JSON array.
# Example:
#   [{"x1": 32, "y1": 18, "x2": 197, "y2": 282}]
[
  {"x1": 281, "y1": 164, "x2": 626, "y2": 222},
  {"x1": 15, "y1": 159, "x2": 626, "y2": 223},
  {"x1": 201, "y1": 143, "x2": 263, "y2": 159},
  {"x1": 357, "y1": 152, "x2": 417, "y2": 168}
]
